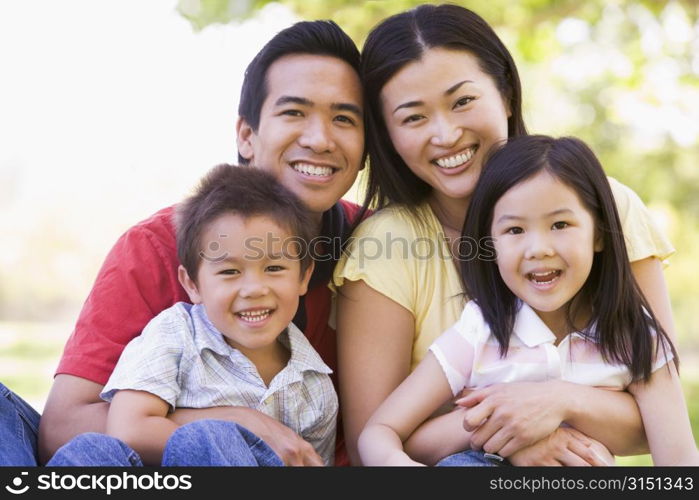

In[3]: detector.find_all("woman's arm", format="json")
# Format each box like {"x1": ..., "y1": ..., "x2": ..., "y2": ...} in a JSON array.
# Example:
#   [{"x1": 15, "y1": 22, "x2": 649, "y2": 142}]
[
  {"x1": 628, "y1": 363, "x2": 699, "y2": 465},
  {"x1": 458, "y1": 380, "x2": 648, "y2": 457},
  {"x1": 631, "y1": 257, "x2": 676, "y2": 339},
  {"x1": 358, "y1": 353, "x2": 455, "y2": 466},
  {"x1": 336, "y1": 279, "x2": 416, "y2": 465}
]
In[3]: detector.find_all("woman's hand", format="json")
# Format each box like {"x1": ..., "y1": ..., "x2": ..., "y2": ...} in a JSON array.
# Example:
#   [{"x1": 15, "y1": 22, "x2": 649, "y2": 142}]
[
  {"x1": 508, "y1": 427, "x2": 614, "y2": 466},
  {"x1": 456, "y1": 380, "x2": 570, "y2": 456}
]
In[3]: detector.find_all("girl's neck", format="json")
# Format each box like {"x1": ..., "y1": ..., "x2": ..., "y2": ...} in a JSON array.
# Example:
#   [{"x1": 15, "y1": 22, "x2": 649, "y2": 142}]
[
  {"x1": 427, "y1": 192, "x2": 470, "y2": 237},
  {"x1": 535, "y1": 300, "x2": 592, "y2": 345}
]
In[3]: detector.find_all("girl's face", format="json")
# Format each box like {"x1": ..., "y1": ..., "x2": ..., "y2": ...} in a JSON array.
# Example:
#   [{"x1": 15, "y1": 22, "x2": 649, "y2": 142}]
[
  {"x1": 380, "y1": 47, "x2": 510, "y2": 203},
  {"x1": 490, "y1": 171, "x2": 602, "y2": 334}
]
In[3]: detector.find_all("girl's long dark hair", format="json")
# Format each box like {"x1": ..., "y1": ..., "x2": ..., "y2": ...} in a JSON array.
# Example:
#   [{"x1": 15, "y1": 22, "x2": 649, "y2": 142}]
[
  {"x1": 355, "y1": 4, "x2": 527, "y2": 228},
  {"x1": 461, "y1": 135, "x2": 677, "y2": 382}
]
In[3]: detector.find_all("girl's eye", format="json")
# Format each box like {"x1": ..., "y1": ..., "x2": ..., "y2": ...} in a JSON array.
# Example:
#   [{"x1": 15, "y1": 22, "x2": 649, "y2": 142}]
[
  {"x1": 335, "y1": 115, "x2": 356, "y2": 126},
  {"x1": 454, "y1": 96, "x2": 475, "y2": 108},
  {"x1": 552, "y1": 221, "x2": 569, "y2": 230},
  {"x1": 506, "y1": 227, "x2": 523, "y2": 235}
]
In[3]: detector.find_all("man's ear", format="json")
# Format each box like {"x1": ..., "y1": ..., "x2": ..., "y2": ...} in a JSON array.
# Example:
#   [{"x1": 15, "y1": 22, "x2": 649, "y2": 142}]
[
  {"x1": 298, "y1": 260, "x2": 315, "y2": 296},
  {"x1": 236, "y1": 116, "x2": 255, "y2": 163},
  {"x1": 178, "y1": 265, "x2": 203, "y2": 304}
]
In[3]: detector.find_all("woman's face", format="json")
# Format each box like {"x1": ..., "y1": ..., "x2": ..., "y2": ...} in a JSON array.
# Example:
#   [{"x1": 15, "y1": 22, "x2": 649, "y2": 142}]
[{"x1": 380, "y1": 47, "x2": 510, "y2": 202}]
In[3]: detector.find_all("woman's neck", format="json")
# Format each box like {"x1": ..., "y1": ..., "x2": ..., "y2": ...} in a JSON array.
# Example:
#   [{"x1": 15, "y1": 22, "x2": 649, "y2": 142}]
[{"x1": 427, "y1": 192, "x2": 470, "y2": 237}]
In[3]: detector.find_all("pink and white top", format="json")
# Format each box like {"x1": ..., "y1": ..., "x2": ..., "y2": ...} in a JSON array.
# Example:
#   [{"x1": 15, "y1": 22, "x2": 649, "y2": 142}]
[{"x1": 429, "y1": 301, "x2": 672, "y2": 396}]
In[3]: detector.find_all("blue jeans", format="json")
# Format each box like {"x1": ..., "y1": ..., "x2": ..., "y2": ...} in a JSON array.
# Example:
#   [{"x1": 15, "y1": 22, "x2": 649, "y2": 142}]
[
  {"x1": 436, "y1": 450, "x2": 502, "y2": 467},
  {"x1": 47, "y1": 420, "x2": 283, "y2": 466},
  {"x1": 0, "y1": 382, "x2": 41, "y2": 466}
]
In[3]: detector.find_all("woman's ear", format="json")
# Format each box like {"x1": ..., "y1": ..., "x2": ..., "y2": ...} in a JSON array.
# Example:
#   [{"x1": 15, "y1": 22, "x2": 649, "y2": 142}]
[
  {"x1": 178, "y1": 265, "x2": 202, "y2": 304},
  {"x1": 594, "y1": 232, "x2": 604, "y2": 252}
]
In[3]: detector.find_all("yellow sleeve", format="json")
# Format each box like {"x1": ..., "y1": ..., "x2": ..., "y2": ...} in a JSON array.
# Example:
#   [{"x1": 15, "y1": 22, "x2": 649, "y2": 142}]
[
  {"x1": 609, "y1": 177, "x2": 675, "y2": 264},
  {"x1": 332, "y1": 207, "x2": 419, "y2": 314}
]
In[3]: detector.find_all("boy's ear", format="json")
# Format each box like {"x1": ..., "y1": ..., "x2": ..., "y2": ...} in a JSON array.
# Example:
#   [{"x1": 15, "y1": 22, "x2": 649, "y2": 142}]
[
  {"x1": 236, "y1": 117, "x2": 255, "y2": 163},
  {"x1": 178, "y1": 265, "x2": 203, "y2": 304},
  {"x1": 298, "y1": 260, "x2": 315, "y2": 296}
]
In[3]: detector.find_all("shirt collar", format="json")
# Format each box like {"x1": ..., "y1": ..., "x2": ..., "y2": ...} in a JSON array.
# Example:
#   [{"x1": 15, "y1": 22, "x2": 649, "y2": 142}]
[
  {"x1": 190, "y1": 304, "x2": 332, "y2": 375},
  {"x1": 512, "y1": 301, "x2": 592, "y2": 347}
]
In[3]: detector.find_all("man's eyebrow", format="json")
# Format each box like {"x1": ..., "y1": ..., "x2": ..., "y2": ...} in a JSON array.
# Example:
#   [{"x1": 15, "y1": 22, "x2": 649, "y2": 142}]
[
  {"x1": 275, "y1": 95, "x2": 313, "y2": 107},
  {"x1": 332, "y1": 102, "x2": 363, "y2": 117}
]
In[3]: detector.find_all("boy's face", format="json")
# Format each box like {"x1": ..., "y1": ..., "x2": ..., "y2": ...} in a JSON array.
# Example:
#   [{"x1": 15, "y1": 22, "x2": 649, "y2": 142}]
[
  {"x1": 179, "y1": 213, "x2": 313, "y2": 359},
  {"x1": 237, "y1": 54, "x2": 364, "y2": 217}
]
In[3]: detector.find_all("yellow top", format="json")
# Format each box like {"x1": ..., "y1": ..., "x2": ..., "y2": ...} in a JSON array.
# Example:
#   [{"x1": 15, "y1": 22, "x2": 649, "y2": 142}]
[{"x1": 332, "y1": 177, "x2": 675, "y2": 370}]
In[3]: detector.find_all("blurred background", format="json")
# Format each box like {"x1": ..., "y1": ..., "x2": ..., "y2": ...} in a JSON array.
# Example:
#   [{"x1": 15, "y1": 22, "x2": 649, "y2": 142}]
[{"x1": 1, "y1": 0, "x2": 697, "y2": 465}]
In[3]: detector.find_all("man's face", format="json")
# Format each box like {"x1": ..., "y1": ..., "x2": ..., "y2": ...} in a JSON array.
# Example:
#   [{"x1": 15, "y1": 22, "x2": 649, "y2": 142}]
[{"x1": 237, "y1": 54, "x2": 364, "y2": 218}]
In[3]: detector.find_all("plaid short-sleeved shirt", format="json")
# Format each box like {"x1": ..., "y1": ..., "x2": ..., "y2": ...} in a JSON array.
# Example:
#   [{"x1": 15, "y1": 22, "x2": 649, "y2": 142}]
[{"x1": 101, "y1": 302, "x2": 338, "y2": 465}]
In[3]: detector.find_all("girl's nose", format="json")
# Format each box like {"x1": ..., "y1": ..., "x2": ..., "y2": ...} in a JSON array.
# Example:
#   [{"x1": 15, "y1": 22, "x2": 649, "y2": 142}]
[{"x1": 524, "y1": 234, "x2": 556, "y2": 260}]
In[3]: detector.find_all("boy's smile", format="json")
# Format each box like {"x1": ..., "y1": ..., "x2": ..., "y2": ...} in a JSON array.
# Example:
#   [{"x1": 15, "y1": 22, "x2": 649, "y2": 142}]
[{"x1": 180, "y1": 213, "x2": 312, "y2": 361}]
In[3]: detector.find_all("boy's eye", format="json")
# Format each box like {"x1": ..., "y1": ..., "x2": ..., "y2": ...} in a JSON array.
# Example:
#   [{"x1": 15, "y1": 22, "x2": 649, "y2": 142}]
[
  {"x1": 552, "y1": 221, "x2": 569, "y2": 230},
  {"x1": 219, "y1": 269, "x2": 240, "y2": 275},
  {"x1": 506, "y1": 226, "x2": 523, "y2": 235},
  {"x1": 266, "y1": 265, "x2": 285, "y2": 272}
]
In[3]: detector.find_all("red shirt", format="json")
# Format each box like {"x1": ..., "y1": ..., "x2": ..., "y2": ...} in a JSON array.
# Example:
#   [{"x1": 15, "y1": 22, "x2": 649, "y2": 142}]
[{"x1": 57, "y1": 200, "x2": 361, "y2": 466}]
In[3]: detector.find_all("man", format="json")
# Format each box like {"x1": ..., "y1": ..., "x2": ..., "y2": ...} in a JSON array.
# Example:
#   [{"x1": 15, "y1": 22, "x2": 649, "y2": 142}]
[{"x1": 0, "y1": 19, "x2": 364, "y2": 467}]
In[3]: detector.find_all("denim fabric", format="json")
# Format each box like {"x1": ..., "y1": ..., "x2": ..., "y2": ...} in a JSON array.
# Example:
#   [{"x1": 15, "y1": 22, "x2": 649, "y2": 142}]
[
  {"x1": 436, "y1": 450, "x2": 500, "y2": 467},
  {"x1": 163, "y1": 420, "x2": 283, "y2": 466},
  {"x1": 46, "y1": 420, "x2": 283, "y2": 467},
  {"x1": 0, "y1": 382, "x2": 41, "y2": 466},
  {"x1": 47, "y1": 432, "x2": 144, "y2": 466}
]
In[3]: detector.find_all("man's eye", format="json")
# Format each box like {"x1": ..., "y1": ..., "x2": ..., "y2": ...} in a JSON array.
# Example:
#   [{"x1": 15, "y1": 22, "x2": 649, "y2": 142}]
[
  {"x1": 552, "y1": 221, "x2": 569, "y2": 230},
  {"x1": 335, "y1": 115, "x2": 356, "y2": 126},
  {"x1": 281, "y1": 109, "x2": 303, "y2": 117}
]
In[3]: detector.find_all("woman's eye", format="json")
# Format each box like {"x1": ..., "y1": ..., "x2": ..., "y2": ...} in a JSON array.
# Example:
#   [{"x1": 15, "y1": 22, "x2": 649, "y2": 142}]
[
  {"x1": 454, "y1": 96, "x2": 474, "y2": 108},
  {"x1": 552, "y1": 221, "x2": 569, "y2": 230},
  {"x1": 506, "y1": 227, "x2": 523, "y2": 235},
  {"x1": 402, "y1": 114, "x2": 424, "y2": 124}
]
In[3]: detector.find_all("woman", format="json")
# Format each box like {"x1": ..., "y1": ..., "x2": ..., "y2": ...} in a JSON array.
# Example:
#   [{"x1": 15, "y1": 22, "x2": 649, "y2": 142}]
[{"x1": 334, "y1": 4, "x2": 676, "y2": 466}]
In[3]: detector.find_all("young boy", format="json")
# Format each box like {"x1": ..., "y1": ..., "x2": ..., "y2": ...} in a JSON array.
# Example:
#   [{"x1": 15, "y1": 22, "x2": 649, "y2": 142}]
[{"x1": 51, "y1": 165, "x2": 338, "y2": 466}]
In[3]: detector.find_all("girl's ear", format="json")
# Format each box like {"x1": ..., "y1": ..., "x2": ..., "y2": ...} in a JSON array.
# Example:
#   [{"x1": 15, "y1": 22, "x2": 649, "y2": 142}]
[
  {"x1": 594, "y1": 231, "x2": 604, "y2": 252},
  {"x1": 178, "y1": 265, "x2": 203, "y2": 304}
]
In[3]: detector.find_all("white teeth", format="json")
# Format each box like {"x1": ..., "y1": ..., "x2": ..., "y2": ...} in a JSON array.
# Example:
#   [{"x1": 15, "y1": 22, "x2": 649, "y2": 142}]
[
  {"x1": 528, "y1": 271, "x2": 561, "y2": 285},
  {"x1": 292, "y1": 163, "x2": 334, "y2": 177},
  {"x1": 237, "y1": 310, "x2": 271, "y2": 322},
  {"x1": 435, "y1": 148, "x2": 476, "y2": 169}
]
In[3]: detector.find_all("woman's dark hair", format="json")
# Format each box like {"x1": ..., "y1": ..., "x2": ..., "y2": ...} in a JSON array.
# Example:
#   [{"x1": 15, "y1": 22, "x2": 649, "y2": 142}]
[
  {"x1": 357, "y1": 3, "x2": 527, "y2": 223},
  {"x1": 176, "y1": 164, "x2": 316, "y2": 282},
  {"x1": 238, "y1": 20, "x2": 361, "y2": 165},
  {"x1": 461, "y1": 135, "x2": 677, "y2": 382}
]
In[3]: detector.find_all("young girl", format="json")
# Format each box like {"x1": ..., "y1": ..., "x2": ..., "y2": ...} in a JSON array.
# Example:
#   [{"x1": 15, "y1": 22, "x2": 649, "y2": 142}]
[{"x1": 358, "y1": 135, "x2": 698, "y2": 466}]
